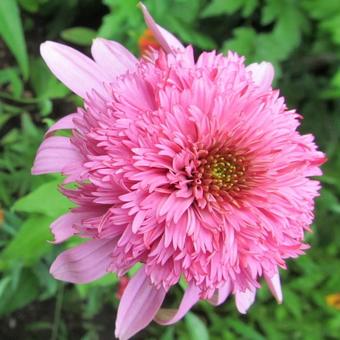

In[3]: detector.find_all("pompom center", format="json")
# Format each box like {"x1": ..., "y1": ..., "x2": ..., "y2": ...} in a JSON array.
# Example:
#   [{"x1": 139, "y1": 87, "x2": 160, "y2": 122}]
[
  {"x1": 191, "y1": 145, "x2": 248, "y2": 207},
  {"x1": 208, "y1": 153, "x2": 246, "y2": 190}
]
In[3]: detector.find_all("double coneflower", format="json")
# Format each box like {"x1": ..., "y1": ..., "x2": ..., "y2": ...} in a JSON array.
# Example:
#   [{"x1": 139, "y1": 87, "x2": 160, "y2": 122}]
[{"x1": 32, "y1": 3, "x2": 325, "y2": 339}]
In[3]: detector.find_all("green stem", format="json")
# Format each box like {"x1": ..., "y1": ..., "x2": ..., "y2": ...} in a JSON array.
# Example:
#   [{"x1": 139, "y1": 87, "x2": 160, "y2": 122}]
[{"x1": 51, "y1": 283, "x2": 64, "y2": 340}]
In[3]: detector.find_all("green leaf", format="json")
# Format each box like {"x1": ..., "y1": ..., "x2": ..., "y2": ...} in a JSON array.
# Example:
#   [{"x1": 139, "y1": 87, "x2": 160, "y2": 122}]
[
  {"x1": 0, "y1": 269, "x2": 39, "y2": 315},
  {"x1": 33, "y1": 262, "x2": 58, "y2": 300},
  {"x1": 301, "y1": 0, "x2": 340, "y2": 20},
  {"x1": 223, "y1": 27, "x2": 257, "y2": 59},
  {"x1": 0, "y1": 67, "x2": 23, "y2": 97},
  {"x1": 261, "y1": 0, "x2": 283, "y2": 25},
  {"x1": 160, "y1": 327, "x2": 175, "y2": 340},
  {"x1": 201, "y1": 0, "x2": 243, "y2": 18},
  {"x1": 0, "y1": 0, "x2": 29, "y2": 79},
  {"x1": 320, "y1": 13, "x2": 340, "y2": 45},
  {"x1": 0, "y1": 214, "x2": 53, "y2": 268},
  {"x1": 225, "y1": 318, "x2": 266, "y2": 340},
  {"x1": 185, "y1": 312, "x2": 209, "y2": 340},
  {"x1": 98, "y1": 0, "x2": 143, "y2": 53},
  {"x1": 76, "y1": 273, "x2": 118, "y2": 299},
  {"x1": 0, "y1": 277, "x2": 11, "y2": 300},
  {"x1": 61, "y1": 27, "x2": 97, "y2": 46},
  {"x1": 201, "y1": 0, "x2": 258, "y2": 18},
  {"x1": 30, "y1": 58, "x2": 69, "y2": 99},
  {"x1": 283, "y1": 288, "x2": 303, "y2": 319},
  {"x1": 166, "y1": 16, "x2": 216, "y2": 50},
  {"x1": 13, "y1": 178, "x2": 73, "y2": 218},
  {"x1": 241, "y1": 0, "x2": 258, "y2": 17},
  {"x1": 18, "y1": 0, "x2": 42, "y2": 13},
  {"x1": 22, "y1": 112, "x2": 40, "y2": 138},
  {"x1": 38, "y1": 98, "x2": 53, "y2": 116},
  {"x1": 272, "y1": 3, "x2": 308, "y2": 56}
]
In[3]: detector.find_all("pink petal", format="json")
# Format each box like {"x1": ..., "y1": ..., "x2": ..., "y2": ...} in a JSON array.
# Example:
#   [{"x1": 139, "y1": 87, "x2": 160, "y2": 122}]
[
  {"x1": 50, "y1": 239, "x2": 116, "y2": 283},
  {"x1": 40, "y1": 41, "x2": 111, "y2": 98},
  {"x1": 131, "y1": 210, "x2": 146, "y2": 233},
  {"x1": 207, "y1": 281, "x2": 232, "y2": 306},
  {"x1": 264, "y1": 272, "x2": 283, "y2": 303},
  {"x1": 115, "y1": 267, "x2": 167, "y2": 340},
  {"x1": 154, "y1": 283, "x2": 200, "y2": 325},
  {"x1": 45, "y1": 113, "x2": 76, "y2": 137},
  {"x1": 32, "y1": 136, "x2": 82, "y2": 175},
  {"x1": 91, "y1": 38, "x2": 137, "y2": 79},
  {"x1": 139, "y1": 3, "x2": 184, "y2": 53},
  {"x1": 50, "y1": 213, "x2": 77, "y2": 244},
  {"x1": 50, "y1": 211, "x2": 96, "y2": 244},
  {"x1": 235, "y1": 288, "x2": 256, "y2": 314},
  {"x1": 246, "y1": 62, "x2": 275, "y2": 90}
]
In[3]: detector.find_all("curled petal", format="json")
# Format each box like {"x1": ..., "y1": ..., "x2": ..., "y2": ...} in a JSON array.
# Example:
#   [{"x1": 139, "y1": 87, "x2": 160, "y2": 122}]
[
  {"x1": 40, "y1": 41, "x2": 111, "y2": 98},
  {"x1": 45, "y1": 113, "x2": 76, "y2": 137},
  {"x1": 32, "y1": 136, "x2": 82, "y2": 175},
  {"x1": 91, "y1": 38, "x2": 138, "y2": 79},
  {"x1": 115, "y1": 267, "x2": 167, "y2": 340},
  {"x1": 207, "y1": 281, "x2": 232, "y2": 306},
  {"x1": 50, "y1": 213, "x2": 77, "y2": 244},
  {"x1": 264, "y1": 272, "x2": 283, "y2": 304},
  {"x1": 235, "y1": 288, "x2": 256, "y2": 314},
  {"x1": 50, "y1": 211, "x2": 98, "y2": 243},
  {"x1": 139, "y1": 2, "x2": 184, "y2": 53},
  {"x1": 246, "y1": 62, "x2": 275, "y2": 90},
  {"x1": 154, "y1": 283, "x2": 200, "y2": 325},
  {"x1": 50, "y1": 239, "x2": 116, "y2": 283}
]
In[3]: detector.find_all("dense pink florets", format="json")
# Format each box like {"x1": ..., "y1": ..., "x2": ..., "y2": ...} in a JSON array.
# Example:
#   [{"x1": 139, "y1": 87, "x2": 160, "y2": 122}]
[
  {"x1": 32, "y1": 5, "x2": 326, "y2": 337},
  {"x1": 60, "y1": 46, "x2": 323, "y2": 298}
]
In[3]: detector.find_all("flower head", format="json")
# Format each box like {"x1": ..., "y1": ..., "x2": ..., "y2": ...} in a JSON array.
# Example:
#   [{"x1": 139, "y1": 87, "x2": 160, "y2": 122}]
[{"x1": 32, "y1": 3, "x2": 325, "y2": 339}]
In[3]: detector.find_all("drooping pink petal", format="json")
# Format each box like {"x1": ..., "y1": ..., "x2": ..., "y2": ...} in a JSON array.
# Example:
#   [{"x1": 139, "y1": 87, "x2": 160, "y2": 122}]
[
  {"x1": 235, "y1": 289, "x2": 256, "y2": 314},
  {"x1": 31, "y1": 136, "x2": 82, "y2": 175},
  {"x1": 40, "y1": 41, "x2": 111, "y2": 98},
  {"x1": 139, "y1": 2, "x2": 184, "y2": 53},
  {"x1": 207, "y1": 281, "x2": 232, "y2": 306},
  {"x1": 91, "y1": 38, "x2": 138, "y2": 79},
  {"x1": 45, "y1": 113, "x2": 77, "y2": 137},
  {"x1": 264, "y1": 272, "x2": 283, "y2": 303},
  {"x1": 50, "y1": 239, "x2": 116, "y2": 283},
  {"x1": 115, "y1": 267, "x2": 167, "y2": 340},
  {"x1": 246, "y1": 61, "x2": 275, "y2": 90},
  {"x1": 154, "y1": 283, "x2": 200, "y2": 325}
]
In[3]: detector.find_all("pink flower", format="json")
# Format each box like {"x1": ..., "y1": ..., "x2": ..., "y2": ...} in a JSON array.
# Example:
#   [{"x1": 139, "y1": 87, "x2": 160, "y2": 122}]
[{"x1": 32, "y1": 3, "x2": 325, "y2": 339}]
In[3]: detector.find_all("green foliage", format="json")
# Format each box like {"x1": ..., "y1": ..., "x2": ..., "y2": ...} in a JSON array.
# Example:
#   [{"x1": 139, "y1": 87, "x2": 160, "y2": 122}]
[
  {"x1": 0, "y1": 269, "x2": 40, "y2": 315},
  {"x1": 98, "y1": 0, "x2": 144, "y2": 53},
  {"x1": 30, "y1": 58, "x2": 69, "y2": 100},
  {"x1": 0, "y1": 113, "x2": 45, "y2": 205},
  {"x1": 0, "y1": 0, "x2": 29, "y2": 79},
  {"x1": 185, "y1": 313, "x2": 209, "y2": 340},
  {"x1": 0, "y1": 215, "x2": 53, "y2": 269},
  {"x1": 0, "y1": 0, "x2": 340, "y2": 339},
  {"x1": 201, "y1": 0, "x2": 258, "y2": 18},
  {"x1": 13, "y1": 178, "x2": 73, "y2": 217},
  {"x1": 61, "y1": 27, "x2": 97, "y2": 46}
]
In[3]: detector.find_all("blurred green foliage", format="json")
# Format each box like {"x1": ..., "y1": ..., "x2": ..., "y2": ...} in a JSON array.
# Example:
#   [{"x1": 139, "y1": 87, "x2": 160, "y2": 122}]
[{"x1": 0, "y1": 0, "x2": 340, "y2": 339}]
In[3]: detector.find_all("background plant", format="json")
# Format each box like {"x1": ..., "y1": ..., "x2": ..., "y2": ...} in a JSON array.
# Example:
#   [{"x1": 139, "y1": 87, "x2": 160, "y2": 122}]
[{"x1": 0, "y1": 0, "x2": 339, "y2": 339}]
